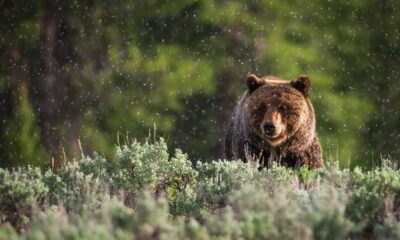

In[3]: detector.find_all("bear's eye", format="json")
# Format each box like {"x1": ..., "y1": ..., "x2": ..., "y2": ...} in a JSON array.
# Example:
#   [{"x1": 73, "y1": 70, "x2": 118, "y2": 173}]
[
  {"x1": 278, "y1": 105, "x2": 287, "y2": 113},
  {"x1": 255, "y1": 105, "x2": 266, "y2": 115}
]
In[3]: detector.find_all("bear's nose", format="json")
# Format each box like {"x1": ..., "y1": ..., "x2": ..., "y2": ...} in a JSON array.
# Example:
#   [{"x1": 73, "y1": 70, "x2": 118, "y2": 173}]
[{"x1": 263, "y1": 123, "x2": 276, "y2": 136}]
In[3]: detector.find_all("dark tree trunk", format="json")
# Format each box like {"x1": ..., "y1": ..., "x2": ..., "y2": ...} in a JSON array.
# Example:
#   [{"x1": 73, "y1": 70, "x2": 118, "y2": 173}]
[
  {"x1": 37, "y1": 0, "x2": 62, "y2": 155},
  {"x1": 0, "y1": 44, "x2": 19, "y2": 167},
  {"x1": 30, "y1": 0, "x2": 81, "y2": 161}
]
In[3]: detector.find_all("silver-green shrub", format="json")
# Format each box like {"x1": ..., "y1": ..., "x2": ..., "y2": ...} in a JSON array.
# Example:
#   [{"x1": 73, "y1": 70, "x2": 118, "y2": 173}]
[{"x1": 0, "y1": 138, "x2": 399, "y2": 239}]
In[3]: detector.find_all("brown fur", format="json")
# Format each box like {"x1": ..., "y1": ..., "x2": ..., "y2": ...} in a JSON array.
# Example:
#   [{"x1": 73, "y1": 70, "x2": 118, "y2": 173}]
[{"x1": 225, "y1": 74, "x2": 323, "y2": 169}]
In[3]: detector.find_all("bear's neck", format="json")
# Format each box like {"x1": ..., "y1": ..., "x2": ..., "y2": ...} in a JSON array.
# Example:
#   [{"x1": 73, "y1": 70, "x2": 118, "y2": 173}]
[
  {"x1": 250, "y1": 130, "x2": 313, "y2": 156},
  {"x1": 246, "y1": 135, "x2": 293, "y2": 168}
]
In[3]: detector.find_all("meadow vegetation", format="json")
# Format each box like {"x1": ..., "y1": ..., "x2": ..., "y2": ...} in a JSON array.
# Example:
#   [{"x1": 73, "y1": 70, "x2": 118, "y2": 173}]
[{"x1": 1, "y1": 138, "x2": 400, "y2": 239}]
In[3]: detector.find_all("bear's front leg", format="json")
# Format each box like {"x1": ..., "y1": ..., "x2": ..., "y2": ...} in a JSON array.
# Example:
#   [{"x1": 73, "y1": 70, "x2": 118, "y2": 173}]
[{"x1": 287, "y1": 137, "x2": 323, "y2": 169}]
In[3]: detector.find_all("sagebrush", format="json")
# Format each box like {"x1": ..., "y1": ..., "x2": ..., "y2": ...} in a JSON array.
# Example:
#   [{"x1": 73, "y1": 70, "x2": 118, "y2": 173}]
[{"x1": 0, "y1": 138, "x2": 399, "y2": 239}]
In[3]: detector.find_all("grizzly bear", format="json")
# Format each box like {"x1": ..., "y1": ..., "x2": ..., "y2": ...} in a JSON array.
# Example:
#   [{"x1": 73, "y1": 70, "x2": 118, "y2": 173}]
[{"x1": 224, "y1": 73, "x2": 323, "y2": 169}]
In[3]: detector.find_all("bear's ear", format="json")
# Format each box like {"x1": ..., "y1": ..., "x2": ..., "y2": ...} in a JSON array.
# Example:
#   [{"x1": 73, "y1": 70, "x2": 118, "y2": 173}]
[
  {"x1": 291, "y1": 75, "x2": 311, "y2": 97},
  {"x1": 246, "y1": 73, "x2": 265, "y2": 93}
]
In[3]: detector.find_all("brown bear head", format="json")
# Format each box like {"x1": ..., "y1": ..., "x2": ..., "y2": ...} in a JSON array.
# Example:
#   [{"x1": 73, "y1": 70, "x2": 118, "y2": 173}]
[{"x1": 245, "y1": 73, "x2": 311, "y2": 146}]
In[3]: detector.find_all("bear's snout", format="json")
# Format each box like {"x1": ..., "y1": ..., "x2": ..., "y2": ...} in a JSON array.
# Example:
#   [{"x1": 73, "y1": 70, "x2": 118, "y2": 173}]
[{"x1": 262, "y1": 122, "x2": 276, "y2": 136}]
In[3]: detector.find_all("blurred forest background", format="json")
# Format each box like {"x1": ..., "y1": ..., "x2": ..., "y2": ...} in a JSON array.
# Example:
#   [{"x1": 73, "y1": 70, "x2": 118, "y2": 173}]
[{"x1": 1, "y1": 0, "x2": 399, "y2": 169}]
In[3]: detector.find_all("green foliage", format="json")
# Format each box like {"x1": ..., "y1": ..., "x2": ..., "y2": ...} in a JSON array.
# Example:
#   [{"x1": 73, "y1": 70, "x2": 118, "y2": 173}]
[
  {"x1": 3, "y1": 0, "x2": 400, "y2": 169},
  {"x1": 0, "y1": 86, "x2": 47, "y2": 167},
  {"x1": 374, "y1": 216, "x2": 400, "y2": 240},
  {"x1": 298, "y1": 164, "x2": 319, "y2": 186},
  {"x1": 0, "y1": 139, "x2": 400, "y2": 239},
  {"x1": 0, "y1": 167, "x2": 48, "y2": 230},
  {"x1": 346, "y1": 162, "x2": 400, "y2": 230}
]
